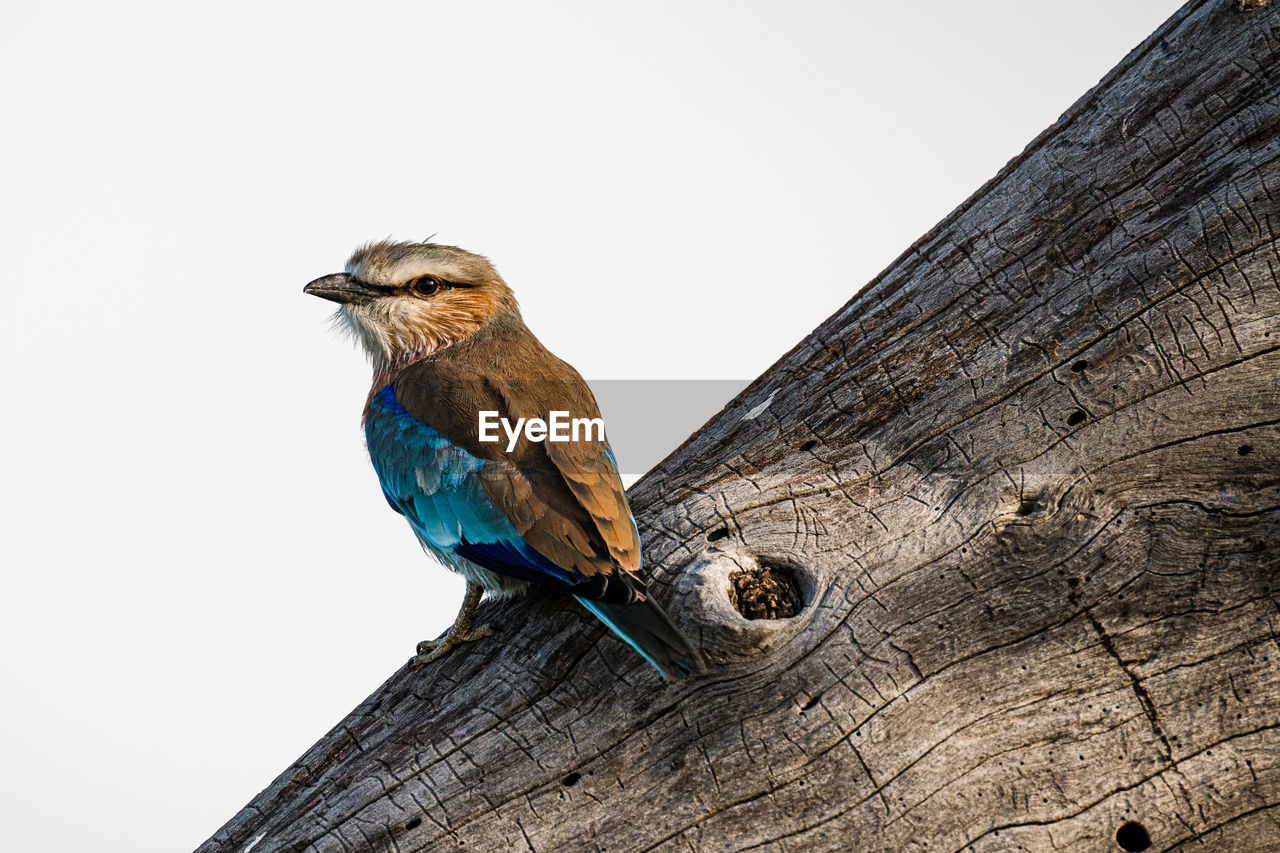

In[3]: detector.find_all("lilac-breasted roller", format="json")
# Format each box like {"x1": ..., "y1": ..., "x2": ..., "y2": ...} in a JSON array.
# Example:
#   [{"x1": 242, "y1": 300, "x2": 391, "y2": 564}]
[{"x1": 304, "y1": 241, "x2": 706, "y2": 679}]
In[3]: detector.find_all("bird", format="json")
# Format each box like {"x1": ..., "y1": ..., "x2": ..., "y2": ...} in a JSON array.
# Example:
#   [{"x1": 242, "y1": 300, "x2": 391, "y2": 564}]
[{"x1": 304, "y1": 240, "x2": 706, "y2": 680}]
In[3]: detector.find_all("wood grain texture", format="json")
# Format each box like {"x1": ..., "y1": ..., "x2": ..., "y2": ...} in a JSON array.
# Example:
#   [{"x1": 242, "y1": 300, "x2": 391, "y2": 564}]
[{"x1": 200, "y1": 1, "x2": 1280, "y2": 850}]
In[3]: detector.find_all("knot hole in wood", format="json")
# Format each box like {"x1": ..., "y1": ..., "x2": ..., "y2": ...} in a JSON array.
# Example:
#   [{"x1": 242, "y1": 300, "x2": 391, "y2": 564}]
[
  {"x1": 728, "y1": 558, "x2": 803, "y2": 619},
  {"x1": 672, "y1": 548, "x2": 824, "y2": 665}
]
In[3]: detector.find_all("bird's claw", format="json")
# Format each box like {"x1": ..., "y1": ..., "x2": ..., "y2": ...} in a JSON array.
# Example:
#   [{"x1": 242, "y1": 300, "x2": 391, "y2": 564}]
[{"x1": 411, "y1": 625, "x2": 493, "y2": 665}]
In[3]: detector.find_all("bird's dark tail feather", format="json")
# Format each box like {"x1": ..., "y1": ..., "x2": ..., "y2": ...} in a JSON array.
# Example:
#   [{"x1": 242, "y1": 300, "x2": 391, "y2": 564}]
[{"x1": 575, "y1": 595, "x2": 707, "y2": 680}]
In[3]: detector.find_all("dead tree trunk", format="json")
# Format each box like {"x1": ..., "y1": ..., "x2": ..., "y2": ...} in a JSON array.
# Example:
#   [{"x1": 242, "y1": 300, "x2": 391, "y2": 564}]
[{"x1": 201, "y1": 2, "x2": 1280, "y2": 850}]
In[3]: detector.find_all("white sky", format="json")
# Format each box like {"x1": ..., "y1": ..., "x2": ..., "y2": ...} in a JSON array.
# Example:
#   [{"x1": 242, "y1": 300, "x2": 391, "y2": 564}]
[{"x1": 0, "y1": 2, "x2": 1182, "y2": 850}]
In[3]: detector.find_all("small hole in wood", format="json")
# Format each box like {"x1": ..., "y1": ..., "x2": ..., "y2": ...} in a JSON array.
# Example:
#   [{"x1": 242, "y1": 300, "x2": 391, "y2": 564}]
[
  {"x1": 1070, "y1": 360, "x2": 1088, "y2": 372},
  {"x1": 404, "y1": 817, "x2": 422, "y2": 830},
  {"x1": 707, "y1": 527, "x2": 730, "y2": 542},
  {"x1": 1067, "y1": 410, "x2": 1087, "y2": 427},
  {"x1": 1016, "y1": 495, "x2": 1039, "y2": 515},
  {"x1": 1237, "y1": 444, "x2": 1253, "y2": 456},
  {"x1": 729, "y1": 559, "x2": 803, "y2": 620},
  {"x1": 562, "y1": 772, "x2": 581, "y2": 787},
  {"x1": 799, "y1": 440, "x2": 818, "y2": 452},
  {"x1": 1115, "y1": 820, "x2": 1151, "y2": 851}
]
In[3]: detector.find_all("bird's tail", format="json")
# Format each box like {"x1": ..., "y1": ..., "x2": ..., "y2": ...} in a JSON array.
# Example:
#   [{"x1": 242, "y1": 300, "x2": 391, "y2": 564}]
[{"x1": 575, "y1": 595, "x2": 707, "y2": 680}]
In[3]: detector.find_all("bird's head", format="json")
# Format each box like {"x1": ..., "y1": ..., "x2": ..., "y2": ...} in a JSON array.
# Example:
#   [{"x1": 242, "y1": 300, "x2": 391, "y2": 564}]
[{"x1": 305, "y1": 240, "x2": 518, "y2": 371}]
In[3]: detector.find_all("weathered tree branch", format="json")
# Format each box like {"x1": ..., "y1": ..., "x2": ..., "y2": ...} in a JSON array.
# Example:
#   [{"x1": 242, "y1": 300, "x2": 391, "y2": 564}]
[{"x1": 201, "y1": 1, "x2": 1280, "y2": 850}]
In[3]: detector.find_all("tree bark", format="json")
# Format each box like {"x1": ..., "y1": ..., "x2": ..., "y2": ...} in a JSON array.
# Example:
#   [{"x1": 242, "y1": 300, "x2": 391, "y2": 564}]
[{"x1": 201, "y1": 1, "x2": 1280, "y2": 850}]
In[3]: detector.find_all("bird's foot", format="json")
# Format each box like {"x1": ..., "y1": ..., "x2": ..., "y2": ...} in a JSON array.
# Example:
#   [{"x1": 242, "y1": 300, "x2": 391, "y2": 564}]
[{"x1": 411, "y1": 624, "x2": 494, "y2": 666}]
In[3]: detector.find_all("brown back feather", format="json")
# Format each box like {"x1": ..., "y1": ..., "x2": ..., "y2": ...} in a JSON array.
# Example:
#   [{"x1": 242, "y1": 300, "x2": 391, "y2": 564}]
[{"x1": 388, "y1": 311, "x2": 641, "y2": 579}]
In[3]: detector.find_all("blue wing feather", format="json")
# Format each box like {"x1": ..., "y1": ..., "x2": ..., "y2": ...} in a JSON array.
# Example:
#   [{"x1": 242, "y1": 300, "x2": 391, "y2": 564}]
[
  {"x1": 365, "y1": 385, "x2": 584, "y2": 589},
  {"x1": 365, "y1": 382, "x2": 705, "y2": 679}
]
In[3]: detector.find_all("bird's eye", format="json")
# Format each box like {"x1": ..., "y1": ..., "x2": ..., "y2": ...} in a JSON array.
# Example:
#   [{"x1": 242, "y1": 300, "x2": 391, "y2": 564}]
[{"x1": 409, "y1": 276, "x2": 441, "y2": 297}]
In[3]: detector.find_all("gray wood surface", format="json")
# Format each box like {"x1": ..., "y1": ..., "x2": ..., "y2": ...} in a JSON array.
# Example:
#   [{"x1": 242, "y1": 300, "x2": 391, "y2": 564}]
[{"x1": 200, "y1": 1, "x2": 1280, "y2": 849}]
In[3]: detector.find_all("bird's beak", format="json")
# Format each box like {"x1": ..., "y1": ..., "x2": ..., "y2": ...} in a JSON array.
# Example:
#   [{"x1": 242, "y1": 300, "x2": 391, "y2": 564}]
[{"x1": 303, "y1": 273, "x2": 382, "y2": 305}]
